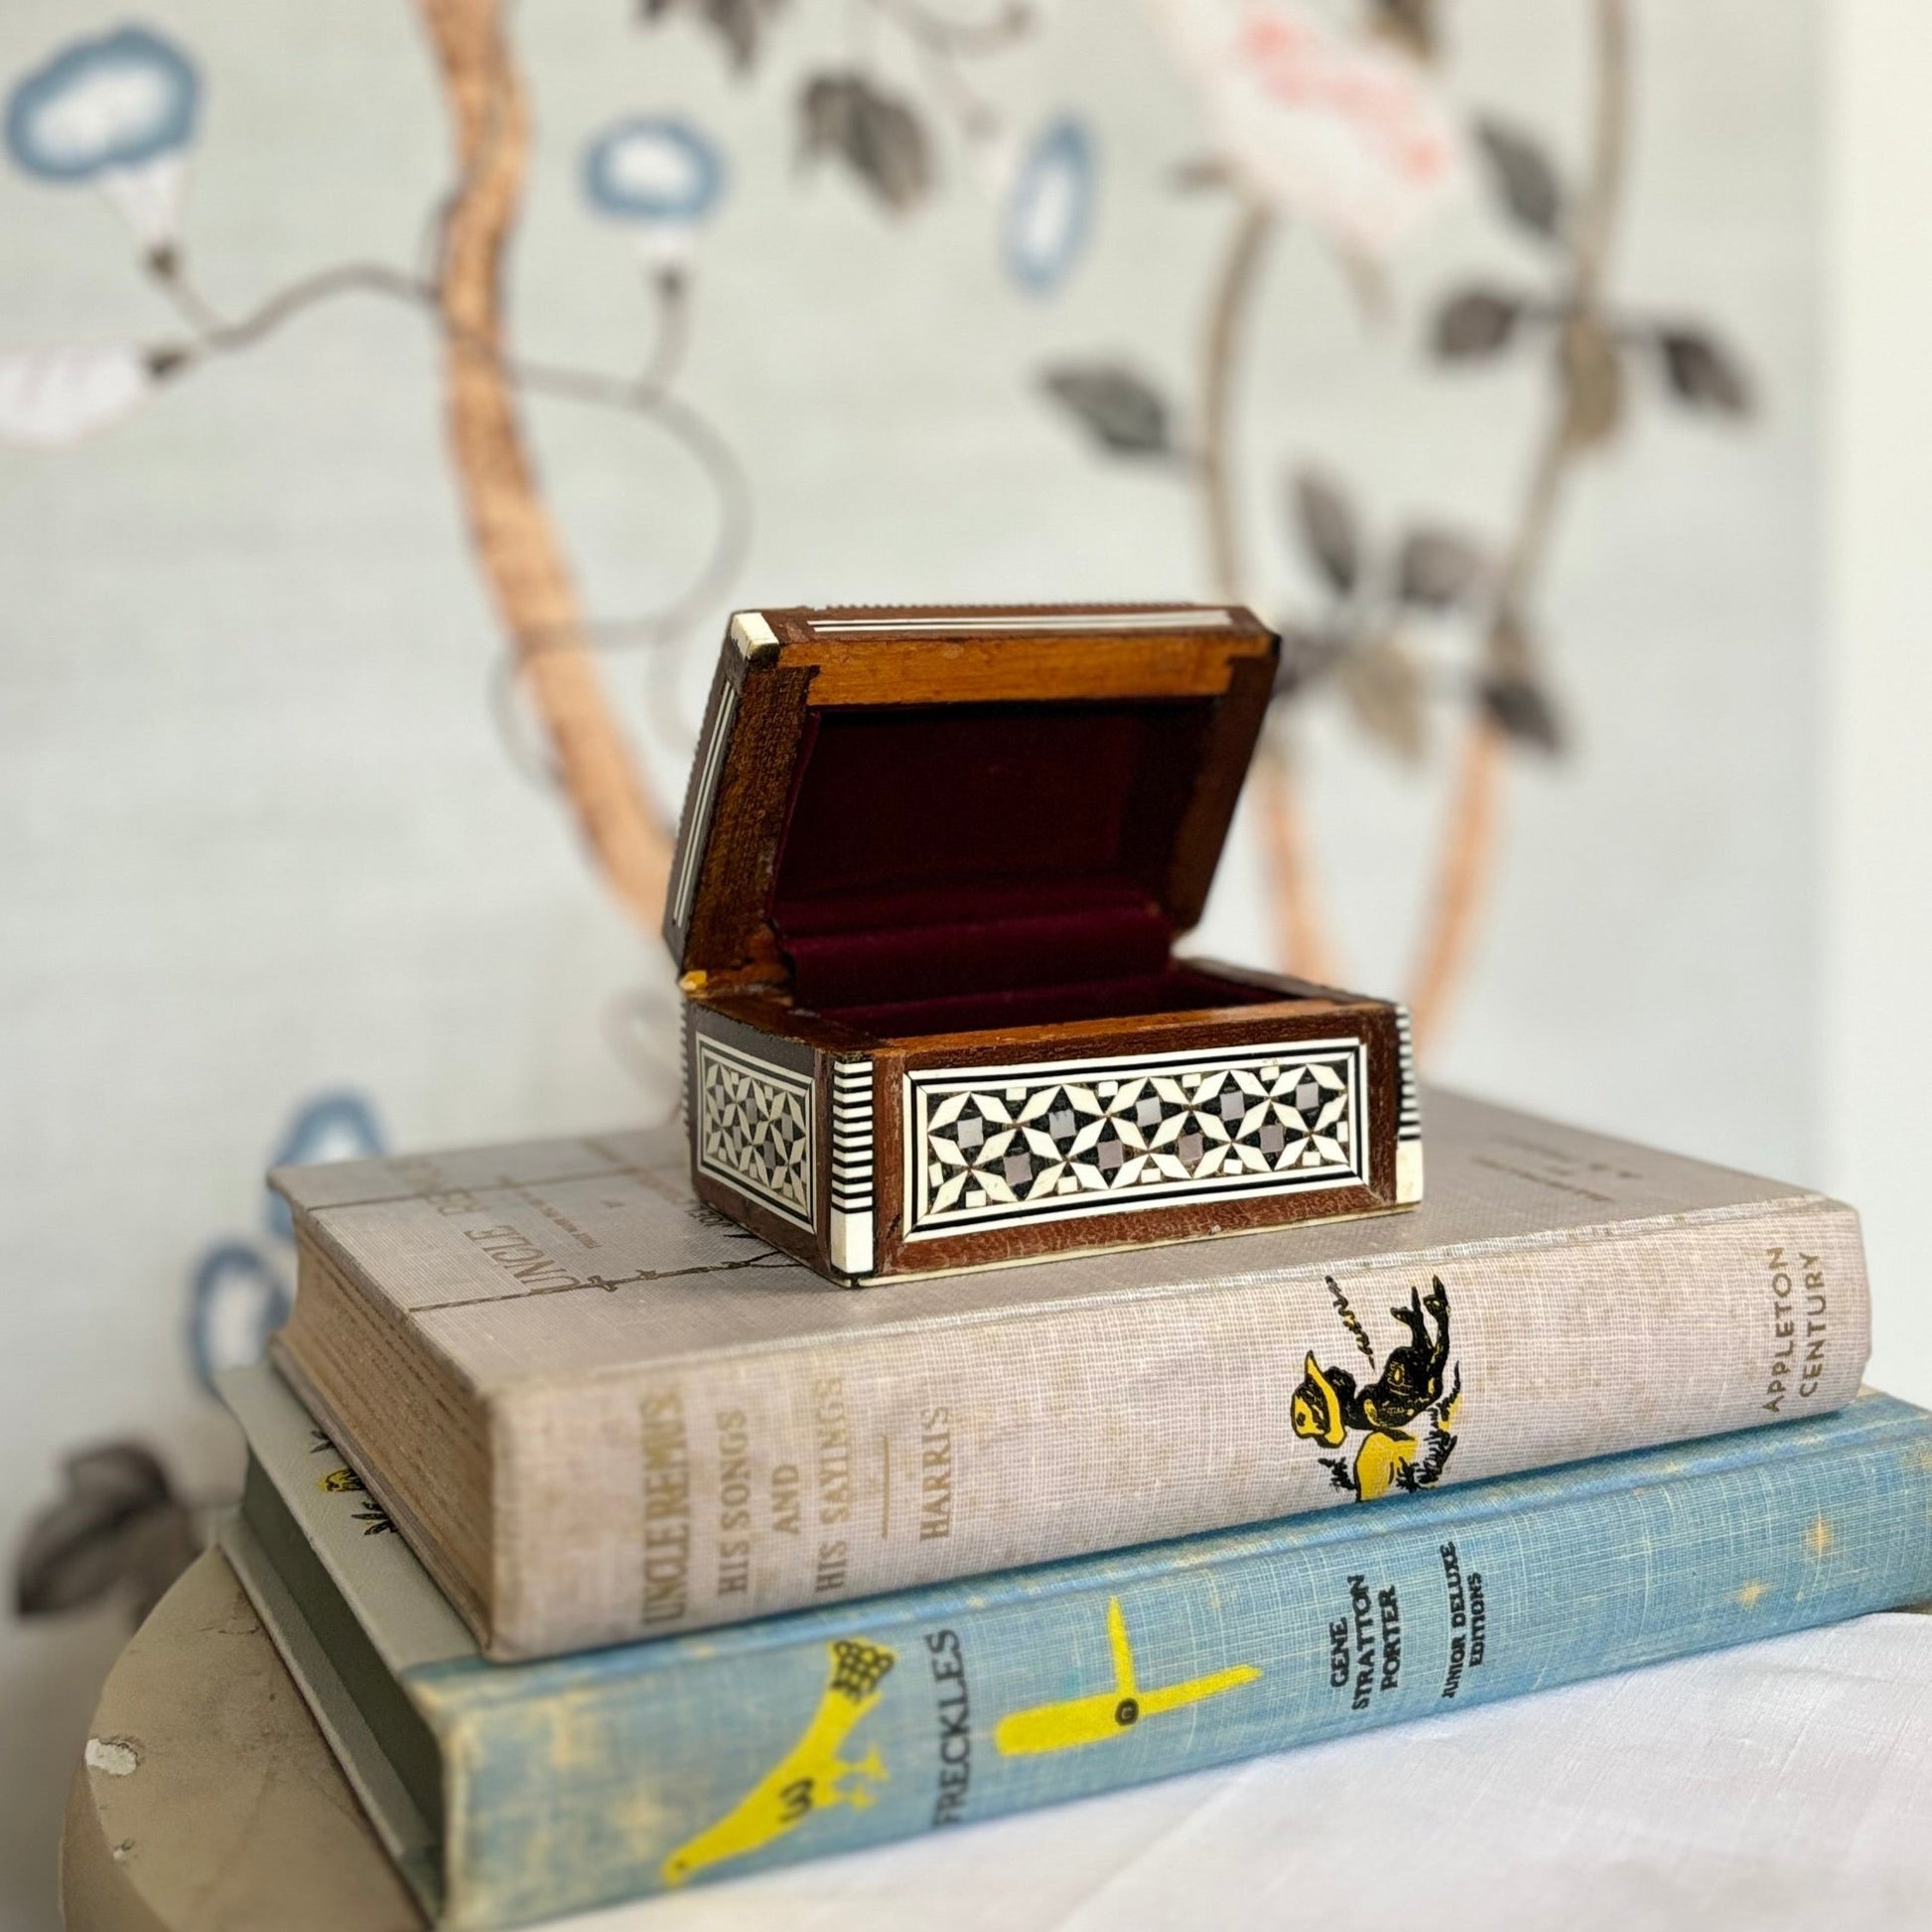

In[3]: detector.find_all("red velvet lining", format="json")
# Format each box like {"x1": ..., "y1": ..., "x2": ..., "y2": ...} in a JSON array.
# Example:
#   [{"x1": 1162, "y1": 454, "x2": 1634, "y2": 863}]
[
  {"x1": 784, "y1": 899, "x2": 1171, "y2": 1013},
  {"x1": 773, "y1": 702, "x2": 1209, "y2": 910},
  {"x1": 771, "y1": 699, "x2": 1217, "y2": 1020},
  {"x1": 826, "y1": 966, "x2": 1281, "y2": 1039}
]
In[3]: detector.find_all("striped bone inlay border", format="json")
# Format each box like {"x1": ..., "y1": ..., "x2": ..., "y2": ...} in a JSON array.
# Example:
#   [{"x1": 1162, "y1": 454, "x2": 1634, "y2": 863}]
[{"x1": 829, "y1": 1058, "x2": 876, "y2": 1277}]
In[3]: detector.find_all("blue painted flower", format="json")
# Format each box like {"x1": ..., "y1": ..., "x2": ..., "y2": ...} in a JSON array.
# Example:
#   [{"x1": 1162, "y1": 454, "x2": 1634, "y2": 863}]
[
  {"x1": 183, "y1": 1091, "x2": 386, "y2": 1394},
  {"x1": 6, "y1": 26, "x2": 202, "y2": 248},
  {"x1": 264, "y1": 1091, "x2": 385, "y2": 1241},
  {"x1": 6, "y1": 26, "x2": 199, "y2": 179},
  {"x1": 185, "y1": 1243, "x2": 290, "y2": 1395},
  {"x1": 583, "y1": 116, "x2": 726, "y2": 226},
  {"x1": 1003, "y1": 117, "x2": 1096, "y2": 295}
]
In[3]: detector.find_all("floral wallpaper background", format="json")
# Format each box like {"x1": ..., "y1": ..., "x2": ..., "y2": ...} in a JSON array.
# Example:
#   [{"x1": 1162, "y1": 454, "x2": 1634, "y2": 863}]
[{"x1": 0, "y1": 1, "x2": 1815, "y2": 1919}]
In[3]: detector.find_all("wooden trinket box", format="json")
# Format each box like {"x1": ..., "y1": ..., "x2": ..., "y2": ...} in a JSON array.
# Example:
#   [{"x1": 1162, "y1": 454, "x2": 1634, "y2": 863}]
[{"x1": 665, "y1": 604, "x2": 1422, "y2": 1285}]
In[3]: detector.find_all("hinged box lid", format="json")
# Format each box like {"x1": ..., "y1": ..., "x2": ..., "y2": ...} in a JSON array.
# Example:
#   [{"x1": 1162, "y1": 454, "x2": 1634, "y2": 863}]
[{"x1": 664, "y1": 605, "x2": 1280, "y2": 1031}]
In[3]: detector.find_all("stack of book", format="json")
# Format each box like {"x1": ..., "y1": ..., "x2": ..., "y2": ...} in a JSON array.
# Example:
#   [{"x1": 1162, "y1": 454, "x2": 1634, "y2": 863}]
[
  {"x1": 221, "y1": 1091, "x2": 1932, "y2": 1930},
  {"x1": 217, "y1": 611, "x2": 1932, "y2": 1926}
]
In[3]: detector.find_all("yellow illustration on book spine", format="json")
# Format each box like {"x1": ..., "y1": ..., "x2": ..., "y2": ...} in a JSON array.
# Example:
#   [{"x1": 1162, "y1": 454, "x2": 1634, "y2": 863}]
[
  {"x1": 993, "y1": 1596, "x2": 1260, "y2": 1755},
  {"x1": 660, "y1": 1638, "x2": 896, "y2": 1885}
]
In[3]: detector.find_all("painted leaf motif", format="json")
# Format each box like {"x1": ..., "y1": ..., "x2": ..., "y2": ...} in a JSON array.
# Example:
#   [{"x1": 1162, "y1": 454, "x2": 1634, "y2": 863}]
[
  {"x1": 1293, "y1": 469, "x2": 1360, "y2": 594},
  {"x1": 1038, "y1": 361, "x2": 1174, "y2": 457},
  {"x1": 1371, "y1": 0, "x2": 1438, "y2": 60},
  {"x1": 1481, "y1": 671, "x2": 1564, "y2": 753},
  {"x1": 1396, "y1": 526, "x2": 1485, "y2": 607},
  {"x1": 1273, "y1": 621, "x2": 1345, "y2": 699},
  {"x1": 1473, "y1": 117, "x2": 1565, "y2": 240},
  {"x1": 1659, "y1": 328, "x2": 1752, "y2": 415},
  {"x1": 15, "y1": 1493, "x2": 139, "y2": 1613},
  {"x1": 1433, "y1": 287, "x2": 1521, "y2": 359},
  {"x1": 0, "y1": 343, "x2": 153, "y2": 449},
  {"x1": 641, "y1": 0, "x2": 786, "y2": 71},
  {"x1": 14, "y1": 1442, "x2": 192, "y2": 1621},
  {"x1": 120, "y1": 1504, "x2": 200, "y2": 1624},
  {"x1": 798, "y1": 72, "x2": 932, "y2": 213},
  {"x1": 67, "y1": 1444, "x2": 172, "y2": 1512}
]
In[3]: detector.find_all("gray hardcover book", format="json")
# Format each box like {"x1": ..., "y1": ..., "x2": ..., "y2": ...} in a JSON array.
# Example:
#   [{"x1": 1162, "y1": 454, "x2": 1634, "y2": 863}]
[{"x1": 270, "y1": 1089, "x2": 1868, "y2": 1660}]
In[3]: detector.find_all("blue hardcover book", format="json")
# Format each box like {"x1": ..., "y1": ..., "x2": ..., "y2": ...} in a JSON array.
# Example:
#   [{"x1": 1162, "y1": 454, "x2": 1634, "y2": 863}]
[{"x1": 218, "y1": 1363, "x2": 1932, "y2": 1929}]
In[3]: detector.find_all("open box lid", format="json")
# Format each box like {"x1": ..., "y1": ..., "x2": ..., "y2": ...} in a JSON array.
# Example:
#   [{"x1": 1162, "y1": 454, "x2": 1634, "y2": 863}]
[{"x1": 663, "y1": 605, "x2": 1280, "y2": 1031}]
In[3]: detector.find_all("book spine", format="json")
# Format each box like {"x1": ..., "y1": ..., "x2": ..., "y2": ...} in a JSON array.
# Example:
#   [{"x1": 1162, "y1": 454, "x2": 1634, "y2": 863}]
[
  {"x1": 488, "y1": 1199, "x2": 1869, "y2": 1655},
  {"x1": 423, "y1": 1402, "x2": 1932, "y2": 1928}
]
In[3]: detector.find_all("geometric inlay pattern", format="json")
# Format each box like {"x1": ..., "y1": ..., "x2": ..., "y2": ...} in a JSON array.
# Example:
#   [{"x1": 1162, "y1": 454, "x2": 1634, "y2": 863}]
[
  {"x1": 696, "y1": 1035, "x2": 816, "y2": 1230},
  {"x1": 905, "y1": 1038, "x2": 1367, "y2": 1239},
  {"x1": 1394, "y1": 1003, "x2": 1422, "y2": 1145}
]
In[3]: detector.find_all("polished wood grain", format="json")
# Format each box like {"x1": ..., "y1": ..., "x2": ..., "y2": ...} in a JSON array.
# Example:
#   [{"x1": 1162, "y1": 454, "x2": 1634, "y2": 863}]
[
  {"x1": 780, "y1": 627, "x2": 1273, "y2": 707},
  {"x1": 665, "y1": 604, "x2": 1280, "y2": 984}
]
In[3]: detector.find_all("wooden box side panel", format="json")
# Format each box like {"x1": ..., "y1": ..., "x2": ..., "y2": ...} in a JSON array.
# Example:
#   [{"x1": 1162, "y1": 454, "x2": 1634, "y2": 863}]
[
  {"x1": 871, "y1": 997, "x2": 1416, "y2": 1279},
  {"x1": 684, "y1": 988, "x2": 1422, "y2": 1286},
  {"x1": 683, "y1": 1002, "x2": 833, "y2": 1277}
]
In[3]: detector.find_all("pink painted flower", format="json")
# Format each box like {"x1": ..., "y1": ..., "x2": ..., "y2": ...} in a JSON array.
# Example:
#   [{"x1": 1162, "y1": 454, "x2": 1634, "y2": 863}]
[{"x1": 1152, "y1": 0, "x2": 1468, "y2": 257}]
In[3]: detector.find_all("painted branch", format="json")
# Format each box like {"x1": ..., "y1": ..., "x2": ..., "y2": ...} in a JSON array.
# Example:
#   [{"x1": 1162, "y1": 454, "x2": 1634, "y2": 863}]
[
  {"x1": 1196, "y1": 200, "x2": 1340, "y2": 982},
  {"x1": 414, "y1": 0, "x2": 671, "y2": 930},
  {"x1": 1406, "y1": 715, "x2": 1502, "y2": 1046},
  {"x1": 1253, "y1": 742, "x2": 1341, "y2": 987},
  {"x1": 1197, "y1": 200, "x2": 1273, "y2": 605},
  {"x1": 1405, "y1": 0, "x2": 1631, "y2": 1054}
]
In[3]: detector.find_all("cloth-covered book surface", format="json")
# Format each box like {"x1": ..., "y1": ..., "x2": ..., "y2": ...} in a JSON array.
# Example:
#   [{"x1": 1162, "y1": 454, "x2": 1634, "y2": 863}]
[
  {"x1": 218, "y1": 1363, "x2": 1932, "y2": 1931},
  {"x1": 269, "y1": 1090, "x2": 1868, "y2": 1658}
]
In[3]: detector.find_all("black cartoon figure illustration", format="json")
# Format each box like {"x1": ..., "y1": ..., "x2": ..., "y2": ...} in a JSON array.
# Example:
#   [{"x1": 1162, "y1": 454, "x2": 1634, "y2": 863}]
[{"x1": 1291, "y1": 1276, "x2": 1460, "y2": 1500}]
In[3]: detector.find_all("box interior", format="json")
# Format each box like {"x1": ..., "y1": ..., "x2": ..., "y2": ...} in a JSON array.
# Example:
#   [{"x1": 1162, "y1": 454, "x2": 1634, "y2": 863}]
[{"x1": 767, "y1": 696, "x2": 1289, "y2": 1037}]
